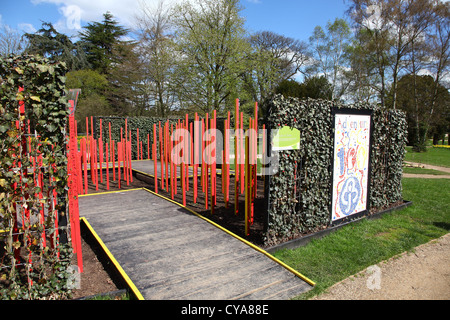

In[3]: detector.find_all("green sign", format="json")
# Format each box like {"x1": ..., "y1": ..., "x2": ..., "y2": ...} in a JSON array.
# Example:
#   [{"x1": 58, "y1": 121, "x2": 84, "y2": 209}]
[{"x1": 272, "y1": 126, "x2": 301, "y2": 151}]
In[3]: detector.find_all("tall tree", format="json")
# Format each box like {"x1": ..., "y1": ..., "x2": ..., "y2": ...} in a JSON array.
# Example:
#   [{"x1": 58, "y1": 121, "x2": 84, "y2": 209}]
[
  {"x1": 135, "y1": 0, "x2": 177, "y2": 117},
  {"x1": 344, "y1": 30, "x2": 380, "y2": 103},
  {"x1": 171, "y1": 0, "x2": 249, "y2": 114},
  {"x1": 391, "y1": 74, "x2": 449, "y2": 149},
  {"x1": 422, "y1": 1, "x2": 450, "y2": 145},
  {"x1": 0, "y1": 25, "x2": 27, "y2": 56},
  {"x1": 79, "y1": 12, "x2": 142, "y2": 115},
  {"x1": 24, "y1": 22, "x2": 88, "y2": 70},
  {"x1": 347, "y1": 0, "x2": 437, "y2": 108},
  {"x1": 246, "y1": 31, "x2": 309, "y2": 106},
  {"x1": 308, "y1": 18, "x2": 352, "y2": 101},
  {"x1": 79, "y1": 12, "x2": 129, "y2": 74}
]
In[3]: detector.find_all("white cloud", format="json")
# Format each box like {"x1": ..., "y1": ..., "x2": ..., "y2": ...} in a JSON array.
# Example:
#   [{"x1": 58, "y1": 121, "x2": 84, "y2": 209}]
[
  {"x1": 18, "y1": 23, "x2": 37, "y2": 33},
  {"x1": 29, "y1": 0, "x2": 191, "y2": 36},
  {"x1": 32, "y1": 0, "x2": 155, "y2": 28},
  {"x1": 60, "y1": 4, "x2": 82, "y2": 30}
]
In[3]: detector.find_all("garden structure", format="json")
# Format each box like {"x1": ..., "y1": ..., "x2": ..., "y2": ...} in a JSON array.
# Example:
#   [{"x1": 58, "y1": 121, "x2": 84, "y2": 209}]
[
  {"x1": 0, "y1": 54, "x2": 407, "y2": 299},
  {"x1": 77, "y1": 95, "x2": 407, "y2": 246},
  {"x1": 0, "y1": 55, "x2": 82, "y2": 299}
]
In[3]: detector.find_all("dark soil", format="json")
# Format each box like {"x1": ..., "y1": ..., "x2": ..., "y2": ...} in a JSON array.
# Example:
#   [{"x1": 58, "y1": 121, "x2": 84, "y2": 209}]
[{"x1": 70, "y1": 237, "x2": 119, "y2": 299}]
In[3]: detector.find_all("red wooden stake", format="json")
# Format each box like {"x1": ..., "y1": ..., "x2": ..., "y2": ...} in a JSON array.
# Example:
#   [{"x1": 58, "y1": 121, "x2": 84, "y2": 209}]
[
  {"x1": 124, "y1": 121, "x2": 128, "y2": 183},
  {"x1": 240, "y1": 112, "x2": 244, "y2": 195},
  {"x1": 204, "y1": 114, "x2": 208, "y2": 210},
  {"x1": 112, "y1": 140, "x2": 116, "y2": 181},
  {"x1": 170, "y1": 123, "x2": 174, "y2": 199},
  {"x1": 254, "y1": 102, "x2": 258, "y2": 200},
  {"x1": 117, "y1": 142, "x2": 122, "y2": 189},
  {"x1": 159, "y1": 122, "x2": 164, "y2": 190},
  {"x1": 212, "y1": 110, "x2": 217, "y2": 211},
  {"x1": 201, "y1": 119, "x2": 205, "y2": 193},
  {"x1": 125, "y1": 140, "x2": 128, "y2": 184},
  {"x1": 94, "y1": 140, "x2": 98, "y2": 191},
  {"x1": 165, "y1": 122, "x2": 169, "y2": 191},
  {"x1": 226, "y1": 111, "x2": 231, "y2": 206},
  {"x1": 193, "y1": 113, "x2": 198, "y2": 203},
  {"x1": 99, "y1": 119, "x2": 103, "y2": 183},
  {"x1": 235, "y1": 99, "x2": 239, "y2": 215},
  {"x1": 83, "y1": 138, "x2": 88, "y2": 194},
  {"x1": 106, "y1": 142, "x2": 109, "y2": 190},
  {"x1": 129, "y1": 132, "x2": 133, "y2": 183},
  {"x1": 153, "y1": 124, "x2": 158, "y2": 193},
  {"x1": 185, "y1": 114, "x2": 189, "y2": 192}
]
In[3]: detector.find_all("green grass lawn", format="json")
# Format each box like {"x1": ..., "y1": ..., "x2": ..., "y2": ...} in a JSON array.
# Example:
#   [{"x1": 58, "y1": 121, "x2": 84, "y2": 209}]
[
  {"x1": 404, "y1": 146, "x2": 450, "y2": 168},
  {"x1": 272, "y1": 178, "x2": 450, "y2": 299}
]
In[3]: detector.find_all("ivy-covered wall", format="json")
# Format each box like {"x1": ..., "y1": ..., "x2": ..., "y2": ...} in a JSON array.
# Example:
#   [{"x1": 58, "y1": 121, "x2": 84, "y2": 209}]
[
  {"x1": 0, "y1": 55, "x2": 73, "y2": 299},
  {"x1": 265, "y1": 95, "x2": 407, "y2": 246}
]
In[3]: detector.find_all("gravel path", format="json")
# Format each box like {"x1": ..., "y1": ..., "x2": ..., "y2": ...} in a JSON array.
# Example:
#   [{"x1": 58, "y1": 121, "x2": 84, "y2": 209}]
[
  {"x1": 403, "y1": 162, "x2": 450, "y2": 179},
  {"x1": 313, "y1": 233, "x2": 450, "y2": 300}
]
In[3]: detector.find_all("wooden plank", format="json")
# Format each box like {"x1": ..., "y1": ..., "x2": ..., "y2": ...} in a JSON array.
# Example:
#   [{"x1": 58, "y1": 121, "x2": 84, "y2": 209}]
[{"x1": 79, "y1": 189, "x2": 312, "y2": 300}]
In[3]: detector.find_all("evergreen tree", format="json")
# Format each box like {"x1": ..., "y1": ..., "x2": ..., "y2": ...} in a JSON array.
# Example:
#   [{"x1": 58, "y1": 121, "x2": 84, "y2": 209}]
[
  {"x1": 79, "y1": 12, "x2": 129, "y2": 74},
  {"x1": 276, "y1": 76, "x2": 333, "y2": 100},
  {"x1": 24, "y1": 22, "x2": 89, "y2": 70},
  {"x1": 79, "y1": 12, "x2": 143, "y2": 115}
]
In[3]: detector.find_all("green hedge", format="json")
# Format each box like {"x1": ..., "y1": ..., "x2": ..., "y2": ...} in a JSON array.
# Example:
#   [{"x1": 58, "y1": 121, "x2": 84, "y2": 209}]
[
  {"x1": 93, "y1": 116, "x2": 180, "y2": 160},
  {"x1": 265, "y1": 95, "x2": 407, "y2": 245}
]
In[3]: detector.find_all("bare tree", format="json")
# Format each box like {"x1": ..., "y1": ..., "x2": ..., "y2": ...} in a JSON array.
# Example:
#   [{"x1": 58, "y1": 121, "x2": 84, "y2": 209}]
[
  {"x1": 247, "y1": 31, "x2": 310, "y2": 103},
  {"x1": 308, "y1": 18, "x2": 352, "y2": 101},
  {"x1": 347, "y1": 0, "x2": 437, "y2": 108},
  {"x1": 134, "y1": 0, "x2": 177, "y2": 116},
  {"x1": 420, "y1": 1, "x2": 450, "y2": 147},
  {"x1": 0, "y1": 25, "x2": 27, "y2": 56}
]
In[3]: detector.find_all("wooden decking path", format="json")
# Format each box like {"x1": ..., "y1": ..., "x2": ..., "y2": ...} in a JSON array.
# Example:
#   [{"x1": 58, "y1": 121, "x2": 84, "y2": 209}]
[{"x1": 78, "y1": 189, "x2": 313, "y2": 300}]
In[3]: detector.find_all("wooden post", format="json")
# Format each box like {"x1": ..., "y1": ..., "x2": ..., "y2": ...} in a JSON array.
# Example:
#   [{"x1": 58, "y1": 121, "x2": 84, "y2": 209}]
[
  {"x1": 245, "y1": 135, "x2": 250, "y2": 236},
  {"x1": 235, "y1": 99, "x2": 239, "y2": 215},
  {"x1": 99, "y1": 119, "x2": 103, "y2": 183},
  {"x1": 194, "y1": 113, "x2": 199, "y2": 203},
  {"x1": 117, "y1": 142, "x2": 122, "y2": 189},
  {"x1": 106, "y1": 142, "x2": 109, "y2": 190},
  {"x1": 153, "y1": 123, "x2": 158, "y2": 194}
]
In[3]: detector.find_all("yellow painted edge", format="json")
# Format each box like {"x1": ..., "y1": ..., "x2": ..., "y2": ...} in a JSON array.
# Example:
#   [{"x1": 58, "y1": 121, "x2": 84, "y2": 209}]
[
  {"x1": 78, "y1": 188, "x2": 144, "y2": 197},
  {"x1": 80, "y1": 217, "x2": 145, "y2": 300},
  {"x1": 141, "y1": 187, "x2": 316, "y2": 287}
]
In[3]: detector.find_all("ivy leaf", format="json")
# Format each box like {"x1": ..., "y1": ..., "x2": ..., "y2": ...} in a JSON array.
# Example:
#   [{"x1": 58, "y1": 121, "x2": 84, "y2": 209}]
[
  {"x1": 47, "y1": 124, "x2": 56, "y2": 132},
  {"x1": 34, "y1": 106, "x2": 43, "y2": 117},
  {"x1": 30, "y1": 96, "x2": 41, "y2": 102}
]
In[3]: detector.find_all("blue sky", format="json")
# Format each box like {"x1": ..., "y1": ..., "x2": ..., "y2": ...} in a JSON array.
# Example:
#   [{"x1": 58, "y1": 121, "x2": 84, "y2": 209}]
[{"x1": 0, "y1": 0, "x2": 349, "y2": 42}]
